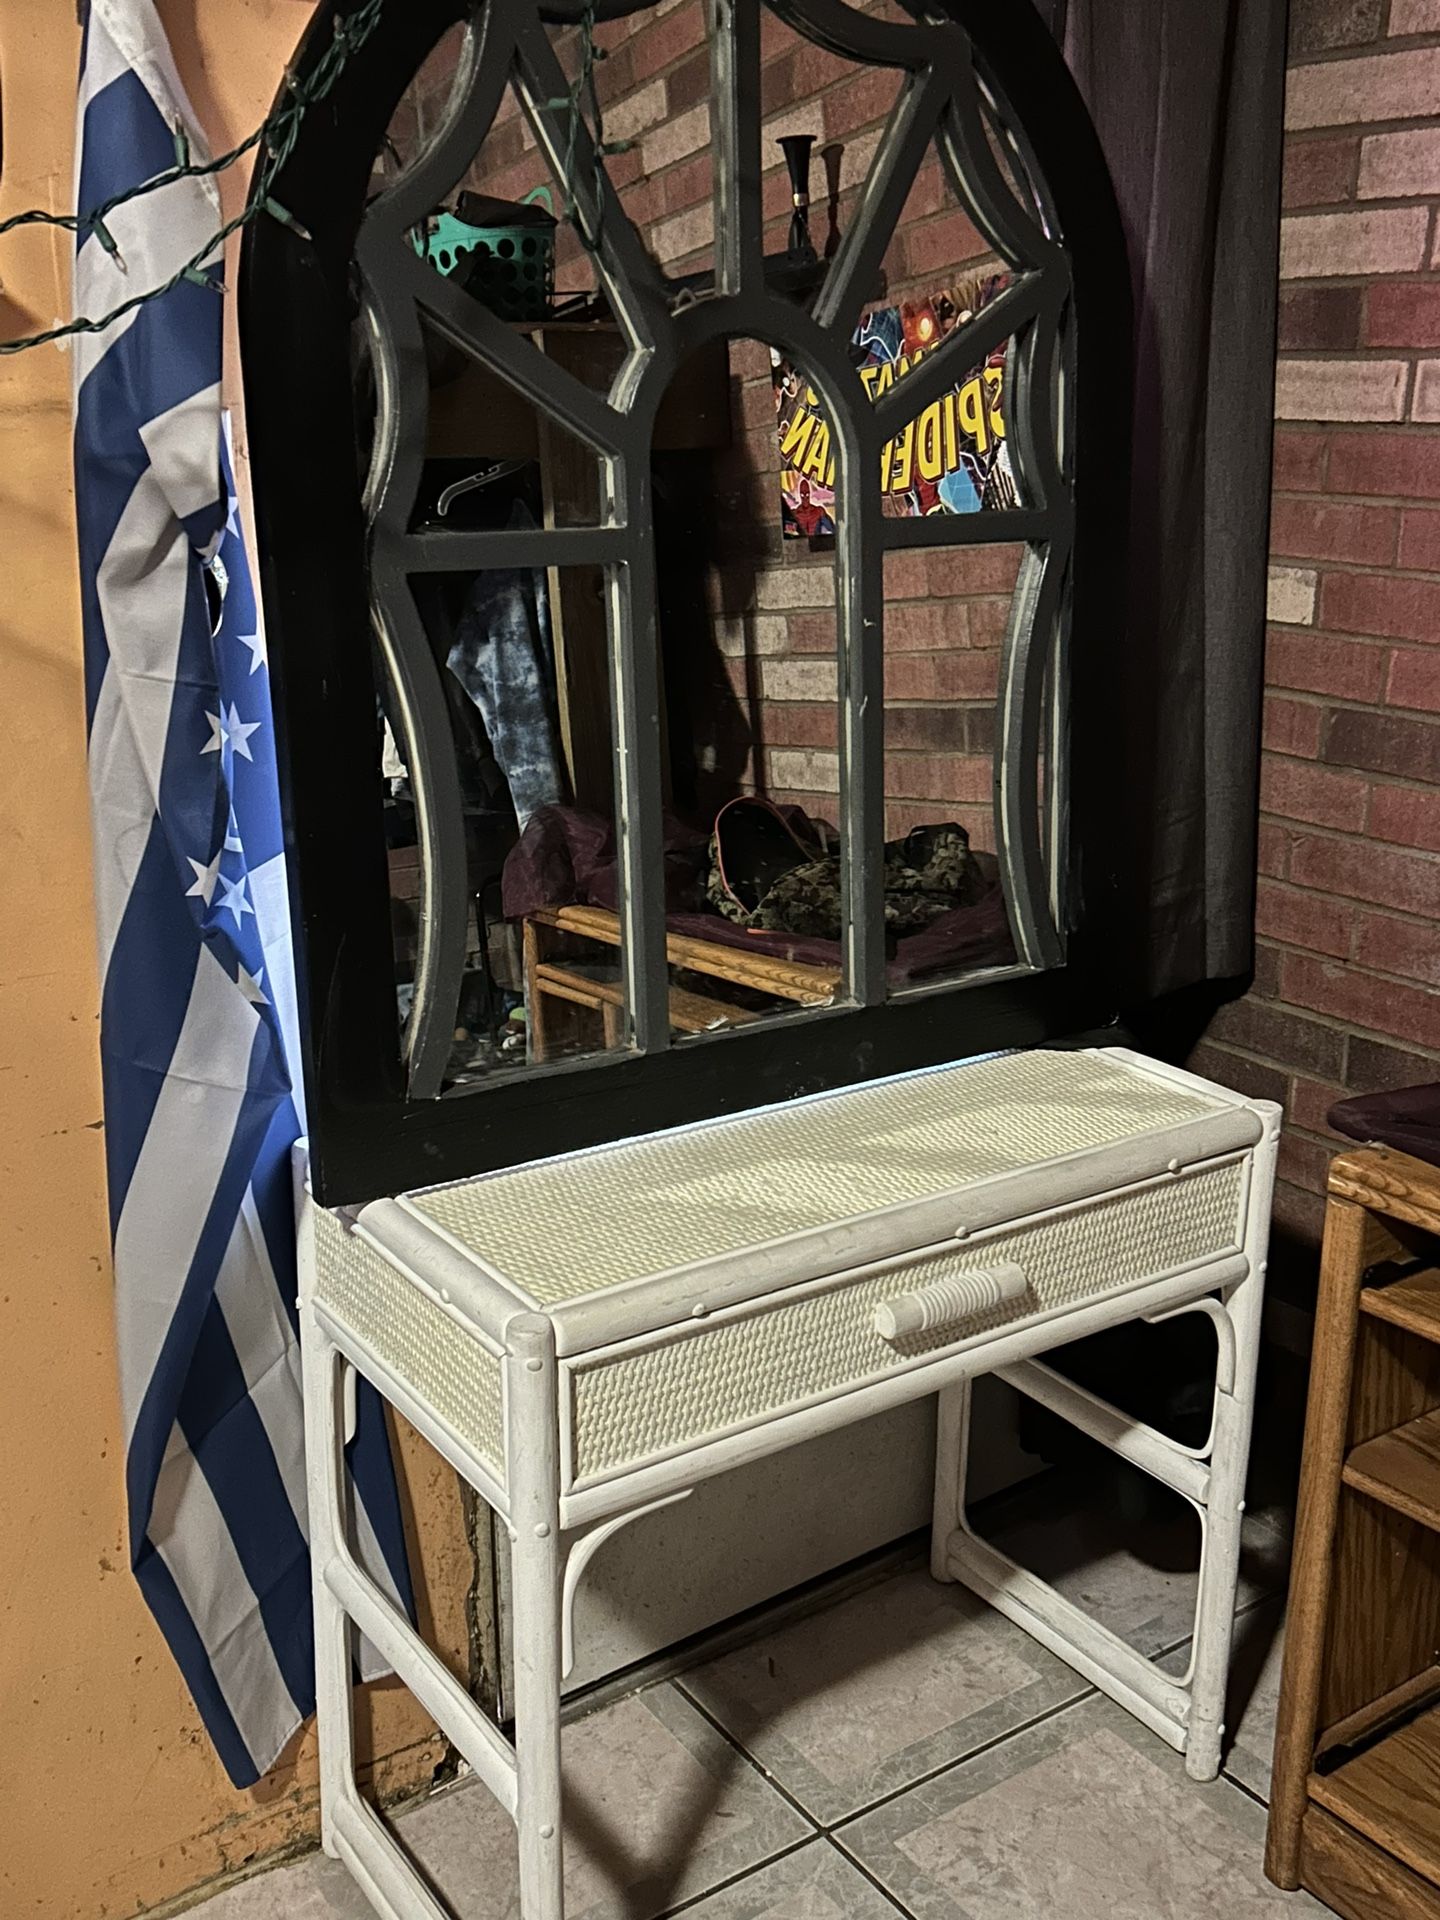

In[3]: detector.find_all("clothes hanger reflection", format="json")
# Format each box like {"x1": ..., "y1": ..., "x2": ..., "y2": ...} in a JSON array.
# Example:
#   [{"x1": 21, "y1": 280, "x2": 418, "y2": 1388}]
[{"x1": 435, "y1": 458, "x2": 532, "y2": 518}]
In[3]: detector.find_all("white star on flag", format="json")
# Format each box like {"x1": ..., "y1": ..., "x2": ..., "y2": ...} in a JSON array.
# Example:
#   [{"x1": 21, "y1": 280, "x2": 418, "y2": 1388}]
[
  {"x1": 236, "y1": 964, "x2": 269, "y2": 1006},
  {"x1": 202, "y1": 703, "x2": 262, "y2": 762},
  {"x1": 217, "y1": 873, "x2": 254, "y2": 927},
  {"x1": 224, "y1": 807, "x2": 244, "y2": 854},
  {"x1": 239, "y1": 631, "x2": 267, "y2": 675},
  {"x1": 185, "y1": 851, "x2": 223, "y2": 906},
  {"x1": 223, "y1": 702, "x2": 261, "y2": 761}
]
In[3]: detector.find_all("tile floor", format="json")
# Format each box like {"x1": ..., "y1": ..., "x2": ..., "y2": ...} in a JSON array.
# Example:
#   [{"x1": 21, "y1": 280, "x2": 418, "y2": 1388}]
[{"x1": 193, "y1": 1462, "x2": 1326, "y2": 1920}]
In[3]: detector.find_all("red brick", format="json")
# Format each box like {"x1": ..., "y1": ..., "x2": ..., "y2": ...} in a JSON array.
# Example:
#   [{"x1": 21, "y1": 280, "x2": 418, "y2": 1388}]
[
  {"x1": 887, "y1": 706, "x2": 981, "y2": 752},
  {"x1": 1265, "y1": 626, "x2": 1388, "y2": 701},
  {"x1": 1347, "y1": 1033, "x2": 1440, "y2": 1089},
  {"x1": 1290, "y1": 833, "x2": 1440, "y2": 915},
  {"x1": 1282, "y1": 135, "x2": 1359, "y2": 209},
  {"x1": 1319, "y1": 570, "x2": 1440, "y2": 643},
  {"x1": 1190, "y1": 1043, "x2": 1291, "y2": 1108},
  {"x1": 1278, "y1": 286, "x2": 1363, "y2": 353},
  {"x1": 1207, "y1": 994, "x2": 1348, "y2": 1077},
  {"x1": 788, "y1": 613, "x2": 839, "y2": 653},
  {"x1": 1270, "y1": 497, "x2": 1398, "y2": 566},
  {"x1": 667, "y1": 47, "x2": 711, "y2": 113},
  {"x1": 1370, "y1": 781, "x2": 1440, "y2": 853},
  {"x1": 1259, "y1": 754, "x2": 1369, "y2": 830},
  {"x1": 903, "y1": 210, "x2": 990, "y2": 278},
  {"x1": 821, "y1": 64, "x2": 901, "y2": 140},
  {"x1": 1387, "y1": 647, "x2": 1440, "y2": 712},
  {"x1": 1258, "y1": 821, "x2": 1292, "y2": 877},
  {"x1": 1325, "y1": 705, "x2": 1440, "y2": 779},
  {"x1": 1400, "y1": 510, "x2": 1440, "y2": 572},
  {"x1": 1354, "y1": 910, "x2": 1440, "y2": 986},
  {"x1": 1278, "y1": 1129, "x2": 1335, "y2": 1195},
  {"x1": 883, "y1": 550, "x2": 930, "y2": 601},
  {"x1": 927, "y1": 546, "x2": 1023, "y2": 596},
  {"x1": 1288, "y1": 1075, "x2": 1349, "y2": 1137},
  {"x1": 787, "y1": 34, "x2": 861, "y2": 104},
  {"x1": 662, "y1": 149, "x2": 711, "y2": 215},
  {"x1": 1272, "y1": 429, "x2": 1328, "y2": 493},
  {"x1": 966, "y1": 597, "x2": 1014, "y2": 650},
  {"x1": 1263, "y1": 694, "x2": 1324, "y2": 758},
  {"x1": 1254, "y1": 941, "x2": 1285, "y2": 999},
  {"x1": 885, "y1": 602, "x2": 971, "y2": 652},
  {"x1": 759, "y1": 48, "x2": 796, "y2": 120},
  {"x1": 1365, "y1": 284, "x2": 1440, "y2": 351},
  {"x1": 1280, "y1": 951, "x2": 1440, "y2": 1050},
  {"x1": 1255, "y1": 878, "x2": 1353, "y2": 956},
  {"x1": 898, "y1": 159, "x2": 952, "y2": 224},
  {"x1": 884, "y1": 654, "x2": 998, "y2": 700},
  {"x1": 628, "y1": 0, "x2": 705, "y2": 81},
  {"x1": 883, "y1": 752, "x2": 993, "y2": 803},
  {"x1": 1327, "y1": 431, "x2": 1440, "y2": 501},
  {"x1": 1290, "y1": 0, "x2": 1384, "y2": 53},
  {"x1": 763, "y1": 704, "x2": 837, "y2": 749}
]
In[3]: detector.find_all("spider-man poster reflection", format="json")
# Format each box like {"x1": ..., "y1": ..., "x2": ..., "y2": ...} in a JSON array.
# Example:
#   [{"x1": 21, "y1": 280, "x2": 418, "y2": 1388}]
[{"x1": 773, "y1": 270, "x2": 1017, "y2": 539}]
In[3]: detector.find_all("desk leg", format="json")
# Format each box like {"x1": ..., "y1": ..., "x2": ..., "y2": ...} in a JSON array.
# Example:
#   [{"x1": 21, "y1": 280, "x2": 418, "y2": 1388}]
[
  {"x1": 1186, "y1": 1112, "x2": 1279, "y2": 1781},
  {"x1": 300, "y1": 1228, "x2": 359, "y2": 1863},
  {"x1": 506, "y1": 1315, "x2": 565, "y2": 1920},
  {"x1": 931, "y1": 1380, "x2": 971, "y2": 1583}
]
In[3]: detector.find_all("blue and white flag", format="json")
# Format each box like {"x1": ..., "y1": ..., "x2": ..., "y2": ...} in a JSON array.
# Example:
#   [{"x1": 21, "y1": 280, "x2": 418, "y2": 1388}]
[{"x1": 73, "y1": 0, "x2": 413, "y2": 1787}]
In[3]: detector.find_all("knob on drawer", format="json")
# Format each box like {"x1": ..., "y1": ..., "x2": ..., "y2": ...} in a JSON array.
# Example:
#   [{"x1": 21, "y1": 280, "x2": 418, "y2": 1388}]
[{"x1": 873, "y1": 1262, "x2": 1029, "y2": 1342}]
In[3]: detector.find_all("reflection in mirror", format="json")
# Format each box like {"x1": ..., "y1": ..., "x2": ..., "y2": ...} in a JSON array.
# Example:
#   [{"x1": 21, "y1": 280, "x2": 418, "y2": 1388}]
[
  {"x1": 882, "y1": 540, "x2": 1024, "y2": 993},
  {"x1": 656, "y1": 341, "x2": 845, "y2": 1039},
  {"x1": 355, "y1": 0, "x2": 1073, "y2": 1095},
  {"x1": 379, "y1": 555, "x2": 632, "y2": 1087}
]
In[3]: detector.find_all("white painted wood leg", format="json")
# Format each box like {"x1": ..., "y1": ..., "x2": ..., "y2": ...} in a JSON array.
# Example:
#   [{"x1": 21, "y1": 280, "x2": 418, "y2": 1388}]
[
  {"x1": 300, "y1": 1216, "x2": 357, "y2": 1864},
  {"x1": 931, "y1": 1381, "x2": 971, "y2": 1583},
  {"x1": 506, "y1": 1314, "x2": 565, "y2": 1920},
  {"x1": 1184, "y1": 1115, "x2": 1279, "y2": 1782}
]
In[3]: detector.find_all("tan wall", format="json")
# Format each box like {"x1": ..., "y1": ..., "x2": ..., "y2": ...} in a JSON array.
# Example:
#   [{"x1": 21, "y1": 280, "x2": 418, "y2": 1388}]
[{"x1": 0, "y1": 5, "x2": 474, "y2": 1915}]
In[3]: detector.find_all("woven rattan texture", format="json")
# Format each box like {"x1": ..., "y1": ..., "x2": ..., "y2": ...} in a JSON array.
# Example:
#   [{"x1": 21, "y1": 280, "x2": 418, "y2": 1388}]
[
  {"x1": 412, "y1": 1052, "x2": 1226, "y2": 1305},
  {"x1": 568, "y1": 1160, "x2": 1246, "y2": 1482},
  {"x1": 314, "y1": 1207, "x2": 505, "y2": 1483}
]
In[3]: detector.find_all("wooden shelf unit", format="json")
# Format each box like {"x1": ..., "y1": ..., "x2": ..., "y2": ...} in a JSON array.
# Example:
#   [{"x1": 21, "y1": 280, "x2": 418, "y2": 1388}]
[{"x1": 1268, "y1": 1147, "x2": 1440, "y2": 1920}]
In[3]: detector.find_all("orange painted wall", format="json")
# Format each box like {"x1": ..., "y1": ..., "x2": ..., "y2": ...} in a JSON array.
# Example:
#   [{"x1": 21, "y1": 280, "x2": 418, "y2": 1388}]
[{"x1": 0, "y1": 4, "x2": 473, "y2": 1915}]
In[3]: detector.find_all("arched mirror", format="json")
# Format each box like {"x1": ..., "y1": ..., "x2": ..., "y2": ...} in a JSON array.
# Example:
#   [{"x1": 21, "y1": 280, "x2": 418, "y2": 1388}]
[{"x1": 242, "y1": 0, "x2": 1131, "y2": 1203}]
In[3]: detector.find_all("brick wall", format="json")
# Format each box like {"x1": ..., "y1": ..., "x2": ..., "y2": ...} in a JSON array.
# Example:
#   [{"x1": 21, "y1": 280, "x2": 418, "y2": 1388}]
[{"x1": 1194, "y1": 0, "x2": 1440, "y2": 1256}]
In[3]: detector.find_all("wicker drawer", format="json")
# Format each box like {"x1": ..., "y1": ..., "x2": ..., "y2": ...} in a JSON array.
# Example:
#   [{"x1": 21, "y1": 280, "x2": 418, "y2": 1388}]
[{"x1": 564, "y1": 1158, "x2": 1247, "y2": 1487}]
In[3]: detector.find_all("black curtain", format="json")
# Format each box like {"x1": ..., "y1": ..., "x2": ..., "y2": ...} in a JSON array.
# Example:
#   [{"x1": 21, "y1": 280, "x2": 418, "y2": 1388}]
[{"x1": 1043, "y1": 0, "x2": 1289, "y2": 1008}]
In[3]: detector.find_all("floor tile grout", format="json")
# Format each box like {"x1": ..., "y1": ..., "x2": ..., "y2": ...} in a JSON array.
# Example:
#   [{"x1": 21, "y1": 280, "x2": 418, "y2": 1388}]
[
  {"x1": 823, "y1": 1688, "x2": 1099, "y2": 1835},
  {"x1": 649, "y1": 1837, "x2": 818, "y2": 1920},
  {"x1": 669, "y1": 1676, "x2": 827, "y2": 1835},
  {"x1": 818, "y1": 1831, "x2": 916, "y2": 1917}
]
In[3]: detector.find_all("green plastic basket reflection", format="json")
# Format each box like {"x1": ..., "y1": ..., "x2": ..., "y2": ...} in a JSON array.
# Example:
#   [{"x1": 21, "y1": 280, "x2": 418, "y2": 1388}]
[{"x1": 412, "y1": 186, "x2": 555, "y2": 322}]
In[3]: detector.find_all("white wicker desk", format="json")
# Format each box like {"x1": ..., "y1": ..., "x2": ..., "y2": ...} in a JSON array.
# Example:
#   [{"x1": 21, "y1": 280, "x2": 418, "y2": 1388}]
[{"x1": 300, "y1": 1046, "x2": 1280, "y2": 1919}]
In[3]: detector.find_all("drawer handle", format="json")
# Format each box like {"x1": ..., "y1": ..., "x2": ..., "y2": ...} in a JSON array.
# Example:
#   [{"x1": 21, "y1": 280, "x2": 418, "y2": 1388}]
[{"x1": 874, "y1": 1263, "x2": 1029, "y2": 1342}]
